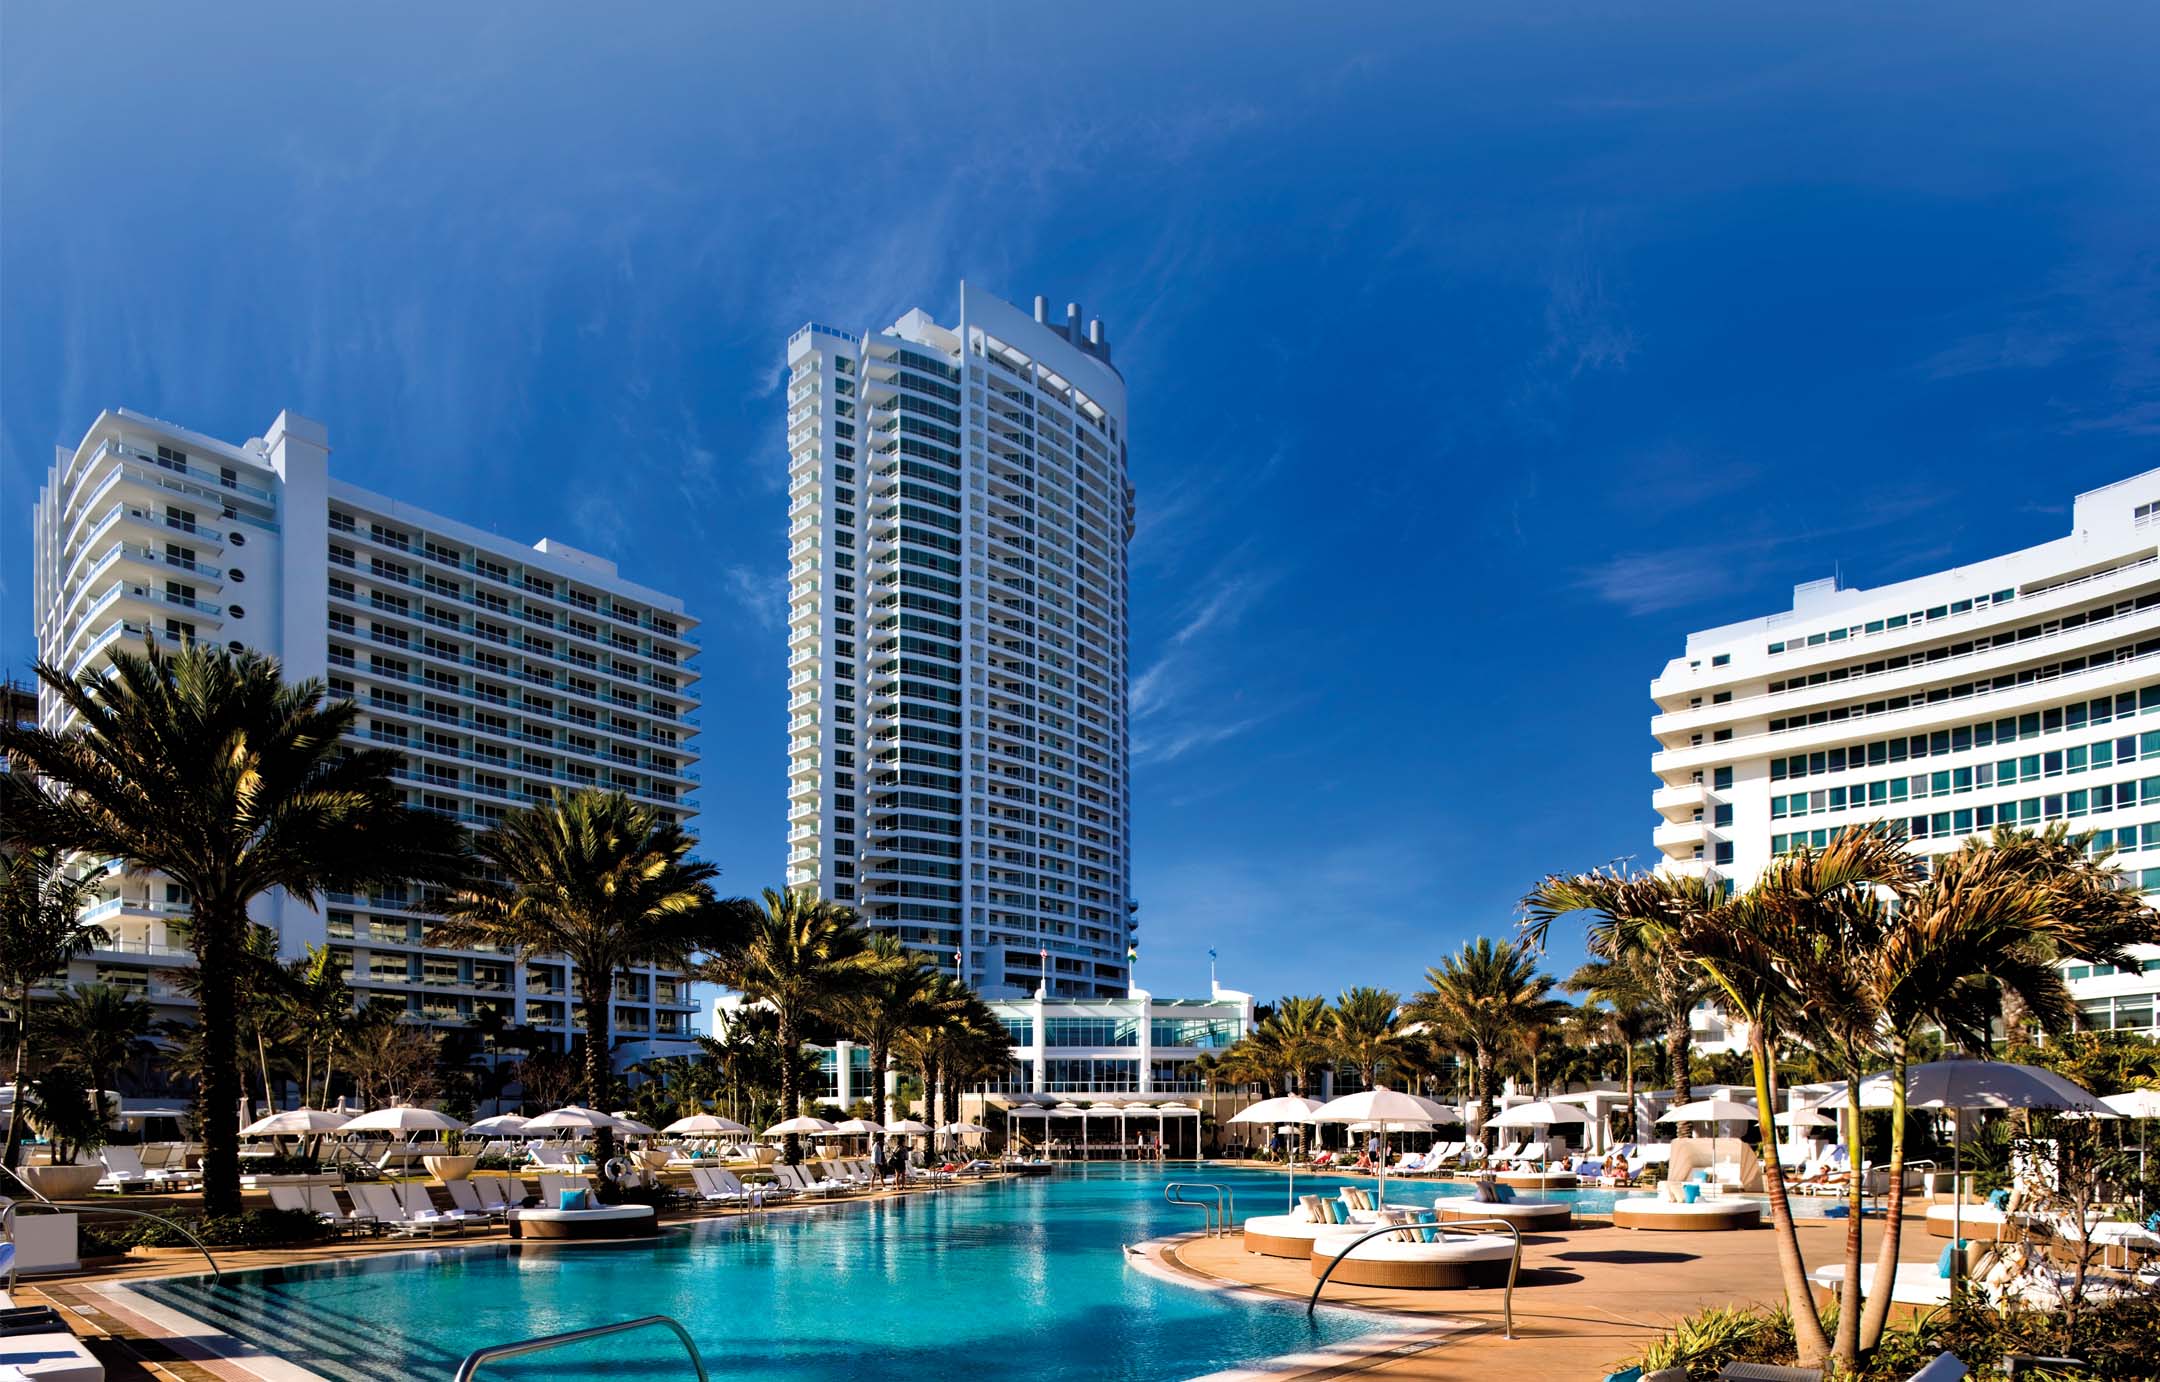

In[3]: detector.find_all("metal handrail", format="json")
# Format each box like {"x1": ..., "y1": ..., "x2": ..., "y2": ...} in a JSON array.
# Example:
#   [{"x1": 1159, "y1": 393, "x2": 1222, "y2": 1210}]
[
  {"x1": 1, "y1": 1197, "x2": 223, "y2": 1290},
  {"x1": 452, "y1": 1313, "x2": 708, "y2": 1381},
  {"x1": 1164, "y1": 1181, "x2": 1234, "y2": 1237},
  {"x1": 1307, "y1": 1213, "x2": 1520, "y2": 1339}
]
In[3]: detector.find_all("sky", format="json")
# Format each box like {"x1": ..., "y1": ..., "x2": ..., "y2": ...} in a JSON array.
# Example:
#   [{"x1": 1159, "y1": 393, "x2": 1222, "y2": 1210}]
[{"x1": 5, "y1": 3, "x2": 2159, "y2": 1008}]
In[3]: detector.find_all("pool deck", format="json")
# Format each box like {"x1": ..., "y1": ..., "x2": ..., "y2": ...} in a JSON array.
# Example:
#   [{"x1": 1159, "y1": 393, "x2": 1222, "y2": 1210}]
[
  {"x1": 1160, "y1": 1212, "x2": 1943, "y2": 1381},
  {"x1": 13, "y1": 1172, "x2": 1004, "y2": 1380}
]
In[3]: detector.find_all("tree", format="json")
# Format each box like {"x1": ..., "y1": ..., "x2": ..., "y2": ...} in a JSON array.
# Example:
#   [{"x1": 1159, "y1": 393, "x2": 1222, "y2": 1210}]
[
  {"x1": 827, "y1": 934, "x2": 939, "y2": 1167},
  {"x1": 0, "y1": 643, "x2": 471, "y2": 1214},
  {"x1": 1849, "y1": 828, "x2": 2155, "y2": 1354},
  {"x1": 1565, "y1": 954, "x2": 1661, "y2": 1138},
  {"x1": 431, "y1": 788, "x2": 726, "y2": 1181},
  {"x1": 1522, "y1": 866, "x2": 1718, "y2": 1111},
  {"x1": 1405, "y1": 938, "x2": 1556, "y2": 1139},
  {"x1": 0, "y1": 848, "x2": 104, "y2": 1170},
  {"x1": 36, "y1": 983, "x2": 153, "y2": 1127},
  {"x1": 281, "y1": 944, "x2": 355, "y2": 1110},
  {"x1": 1329, "y1": 987, "x2": 1403, "y2": 1090},
  {"x1": 701, "y1": 887, "x2": 874, "y2": 1163}
]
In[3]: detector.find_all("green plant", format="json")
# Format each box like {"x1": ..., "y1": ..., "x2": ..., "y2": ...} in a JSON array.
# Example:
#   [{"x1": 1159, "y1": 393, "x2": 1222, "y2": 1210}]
[
  {"x1": 1634, "y1": 1304, "x2": 1788, "y2": 1374},
  {"x1": 125, "y1": 1207, "x2": 332, "y2": 1248},
  {"x1": 24, "y1": 1066, "x2": 109, "y2": 1164}
]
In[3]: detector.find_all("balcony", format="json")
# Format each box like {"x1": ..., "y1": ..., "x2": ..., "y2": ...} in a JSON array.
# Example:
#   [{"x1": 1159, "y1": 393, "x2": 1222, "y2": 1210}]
[
  {"x1": 1651, "y1": 782, "x2": 1710, "y2": 819},
  {"x1": 1652, "y1": 820, "x2": 1709, "y2": 855}
]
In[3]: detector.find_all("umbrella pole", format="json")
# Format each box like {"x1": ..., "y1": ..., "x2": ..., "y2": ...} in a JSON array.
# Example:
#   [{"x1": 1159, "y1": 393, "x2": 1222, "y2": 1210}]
[{"x1": 1951, "y1": 1108, "x2": 1963, "y2": 1253}]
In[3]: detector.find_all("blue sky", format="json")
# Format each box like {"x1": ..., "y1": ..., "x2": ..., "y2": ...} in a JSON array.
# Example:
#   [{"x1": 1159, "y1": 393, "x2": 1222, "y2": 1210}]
[{"x1": 5, "y1": 4, "x2": 2158, "y2": 1007}]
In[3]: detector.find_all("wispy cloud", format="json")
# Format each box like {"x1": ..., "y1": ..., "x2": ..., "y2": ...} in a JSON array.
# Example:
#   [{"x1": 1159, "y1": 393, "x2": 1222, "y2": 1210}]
[
  {"x1": 723, "y1": 565, "x2": 787, "y2": 631},
  {"x1": 1130, "y1": 568, "x2": 1275, "y2": 720}
]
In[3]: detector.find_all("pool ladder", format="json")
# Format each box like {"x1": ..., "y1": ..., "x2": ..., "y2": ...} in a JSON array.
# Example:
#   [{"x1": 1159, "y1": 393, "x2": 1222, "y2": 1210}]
[
  {"x1": 1163, "y1": 1181, "x2": 1235, "y2": 1237},
  {"x1": 453, "y1": 1313, "x2": 708, "y2": 1380}
]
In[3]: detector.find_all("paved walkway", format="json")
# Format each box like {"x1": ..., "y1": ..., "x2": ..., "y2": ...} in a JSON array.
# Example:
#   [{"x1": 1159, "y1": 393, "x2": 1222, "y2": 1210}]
[{"x1": 1169, "y1": 1214, "x2": 1941, "y2": 1380}]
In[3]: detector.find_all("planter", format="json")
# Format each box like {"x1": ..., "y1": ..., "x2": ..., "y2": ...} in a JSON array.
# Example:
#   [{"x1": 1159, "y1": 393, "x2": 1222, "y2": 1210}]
[
  {"x1": 22, "y1": 1163, "x2": 105, "y2": 1199},
  {"x1": 635, "y1": 1150, "x2": 673, "y2": 1172},
  {"x1": 425, "y1": 1155, "x2": 479, "y2": 1183}
]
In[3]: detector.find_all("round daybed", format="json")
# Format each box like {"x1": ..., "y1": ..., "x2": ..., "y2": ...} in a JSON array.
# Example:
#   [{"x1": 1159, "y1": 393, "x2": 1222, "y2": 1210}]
[
  {"x1": 1243, "y1": 1214, "x2": 1347, "y2": 1259},
  {"x1": 1923, "y1": 1203, "x2": 2043, "y2": 1242},
  {"x1": 1433, "y1": 1198, "x2": 1572, "y2": 1231},
  {"x1": 1494, "y1": 1170, "x2": 1577, "y2": 1190},
  {"x1": 1611, "y1": 1197, "x2": 1761, "y2": 1231},
  {"x1": 509, "y1": 1204, "x2": 657, "y2": 1240},
  {"x1": 1307, "y1": 1230, "x2": 1516, "y2": 1288},
  {"x1": 1810, "y1": 1262, "x2": 1948, "y2": 1327}
]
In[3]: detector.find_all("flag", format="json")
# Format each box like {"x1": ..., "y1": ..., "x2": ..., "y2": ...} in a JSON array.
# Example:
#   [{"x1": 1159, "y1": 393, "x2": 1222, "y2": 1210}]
[
  {"x1": 1127, "y1": 942, "x2": 1138, "y2": 961},
  {"x1": 1207, "y1": 948, "x2": 1217, "y2": 961}
]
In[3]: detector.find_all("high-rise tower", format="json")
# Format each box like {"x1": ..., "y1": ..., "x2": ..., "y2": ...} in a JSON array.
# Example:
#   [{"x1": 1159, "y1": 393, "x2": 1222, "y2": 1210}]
[{"x1": 784, "y1": 285, "x2": 1135, "y2": 998}]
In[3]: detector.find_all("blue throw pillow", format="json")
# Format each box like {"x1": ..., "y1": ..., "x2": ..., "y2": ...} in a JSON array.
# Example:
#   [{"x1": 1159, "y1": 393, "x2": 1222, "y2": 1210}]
[
  {"x1": 2145, "y1": 1211, "x2": 2160, "y2": 1234},
  {"x1": 1988, "y1": 1189, "x2": 2010, "y2": 1211},
  {"x1": 557, "y1": 1188, "x2": 588, "y2": 1211},
  {"x1": 1604, "y1": 1369, "x2": 1645, "y2": 1382},
  {"x1": 1494, "y1": 1184, "x2": 1517, "y2": 1204},
  {"x1": 1937, "y1": 1244, "x2": 1957, "y2": 1279}
]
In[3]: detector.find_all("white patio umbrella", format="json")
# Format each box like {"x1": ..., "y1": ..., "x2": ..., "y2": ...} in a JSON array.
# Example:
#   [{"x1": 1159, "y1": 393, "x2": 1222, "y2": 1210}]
[
  {"x1": 1310, "y1": 1087, "x2": 1435, "y2": 1207},
  {"x1": 832, "y1": 1117, "x2": 884, "y2": 1136},
  {"x1": 1228, "y1": 1095, "x2": 1324, "y2": 1209},
  {"x1": 525, "y1": 1105, "x2": 621, "y2": 1134},
  {"x1": 1486, "y1": 1100, "x2": 1589, "y2": 1162},
  {"x1": 1658, "y1": 1097, "x2": 1760, "y2": 1127},
  {"x1": 608, "y1": 1114, "x2": 659, "y2": 1137},
  {"x1": 340, "y1": 1105, "x2": 468, "y2": 1134},
  {"x1": 1823, "y1": 1059, "x2": 2114, "y2": 1248},
  {"x1": 883, "y1": 1118, "x2": 932, "y2": 1135},
  {"x1": 467, "y1": 1113, "x2": 532, "y2": 1135},
  {"x1": 1774, "y1": 1107, "x2": 1837, "y2": 1128},
  {"x1": 240, "y1": 1108, "x2": 351, "y2": 1136},
  {"x1": 660, "y1": 1113, "x2": 750, "y2": 1137},
  {"x1": 764, "y1": 1115, "x2": 838, "y2": 1137}
]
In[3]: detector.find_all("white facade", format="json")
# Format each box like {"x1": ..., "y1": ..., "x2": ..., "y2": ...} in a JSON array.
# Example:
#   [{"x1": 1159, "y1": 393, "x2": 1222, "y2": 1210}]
[
  {"x1": 1652, "y1": 468, "x2": 2160, "y2": 1036},
  {"x1": 803, "y1": 984, "x2": 1254, "y2": 1105},
  {"x1": 782, "y1": 285, "x2": 1136, "y2": 999},
  {"x1": 31, "y1": 408, "x2": 704, "y2": 1061}
]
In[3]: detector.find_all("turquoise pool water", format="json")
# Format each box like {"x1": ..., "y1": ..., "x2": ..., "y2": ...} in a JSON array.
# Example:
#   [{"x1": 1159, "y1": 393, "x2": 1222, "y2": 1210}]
[{"x1": 139, "y1": 1165, "x2": 1424, "y2": 1382}]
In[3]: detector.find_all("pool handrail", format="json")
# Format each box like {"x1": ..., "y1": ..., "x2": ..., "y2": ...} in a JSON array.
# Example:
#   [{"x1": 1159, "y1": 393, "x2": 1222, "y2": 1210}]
[
  {"x1": 1306, "y1": 1212, "x2": 1519, "y2": 1339},
  {"x1": 0, "y1": 1190, "x2": 224, "y2": 1291},
  {"x1": 452, "y1": 1313, "x2": 709, "y2": 1381},
  {"x1": 1163, "y1": 1180, "x2": 1234, "y2": 1237}
]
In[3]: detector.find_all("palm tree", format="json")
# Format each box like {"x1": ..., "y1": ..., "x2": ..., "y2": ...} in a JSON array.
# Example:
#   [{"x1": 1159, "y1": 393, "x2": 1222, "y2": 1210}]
[
  {"x1": 1522, "y1": 866, "x2": 1720, "y2": 1109},
  {"x1": 828, "y1": 934, "x2": 940, "y2": 1165},
  {"x1": 701, "y1": 887, "x2": 874, "y2": 1163},
  {"x1": 1404, "y1": 938, "x2": 1556, "y2": 1139},
  {"x1": 1850, "y1": 829, "x2": 2155, "y2": 1353},
  {"x1": 1565, "y1": 954, "x2": 1660, "y2": 1138},
  {"x1": 0, "y1": 643, "x2": 471, "y2": 1214},
  {"x1": 431, "y1": 789, "x2": 725, "y2": 1179},
  {"x1": 1263, "y1": 995, "x2": 1334, "y2": 1095},
  {"x1": 0, "y1": 847, "x2": 104, "y2": 1171},
  {"x1": 281, "y1": 944, "x2": 355, "y2": 1110},
  {"x1": 37, "y1": 984, "x2": 153, "y2": 1127},
  {"x1": 1329, "y1": 987, "x2": 1402, "y2": 1091}
]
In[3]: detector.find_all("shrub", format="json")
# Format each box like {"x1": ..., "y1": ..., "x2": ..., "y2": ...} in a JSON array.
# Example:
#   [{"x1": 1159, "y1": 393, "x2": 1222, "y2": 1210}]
[{"x1": 125, "y1": 1208, "x2": 333, "y2": 1249}]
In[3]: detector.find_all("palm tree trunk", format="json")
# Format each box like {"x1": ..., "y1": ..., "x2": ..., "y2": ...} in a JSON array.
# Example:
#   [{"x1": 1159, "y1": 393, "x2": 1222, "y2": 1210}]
[
  {"x1": 579, "y1": 975, "x2": 617, "y2": 1175},
  {"x1": 1666, "y1": 1004, "x2": 1693, "y2": 1108},
  {"x1": 4, "y1": 982, "x2": 30, "y2": 1171},
  {"x1": 197, "y1": 910, "x2": 246, "y2": 1217},
  {"x1": 777, "y1": 1009, "x2": 799, "y2": 1165},
  {"x1": 1859, "y1": 1039, "x2": 1911, "y2": 1351},
  {"x1": 1835, "y1": 1056, "x2": 1866, "y2": 1369},
  {"x1": 1475, "y1": 1050, "x2": 1495, "y2": 1141},
  {"x1": 1748, "y1": 1025, "x2": 1830, "y2": 1365}
]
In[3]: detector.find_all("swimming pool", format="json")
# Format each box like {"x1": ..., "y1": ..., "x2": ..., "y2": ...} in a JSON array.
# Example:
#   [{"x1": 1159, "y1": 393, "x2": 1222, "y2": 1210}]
[{"x1": 135, "y1": 1165, "x2": 1418, "y2": 1381}]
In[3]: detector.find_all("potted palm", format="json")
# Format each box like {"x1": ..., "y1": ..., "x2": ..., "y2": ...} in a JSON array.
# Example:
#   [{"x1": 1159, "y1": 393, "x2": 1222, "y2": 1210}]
[{"x1": 20, "y1": 1069, "x2": 109, "y2": 1199}]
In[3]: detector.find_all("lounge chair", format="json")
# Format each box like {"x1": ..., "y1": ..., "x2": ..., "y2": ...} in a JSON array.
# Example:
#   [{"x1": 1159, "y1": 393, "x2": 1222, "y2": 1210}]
[
  {"x1": 349, "y1": 1183, "x2": 449, "y2": 1237},
  {"x1": 687, "y1": 1166, "x2": 752, "y2": 1208},
  {"x1": 97, "y1": 1145, "x2": 193, "y2": 1193},
  {"x1": 446, "y1": 1179, "x2": 508, "y2": 1223},
  {"x1": 776, "y1": 1163, "x2": 848, "y2": 1196},
  {"x1": 302, "y1": 1183, "x2": 375, "y2": 1235},
  {"x1": 397, "y1": 1180, "x2": 471, "y2": 1233}
]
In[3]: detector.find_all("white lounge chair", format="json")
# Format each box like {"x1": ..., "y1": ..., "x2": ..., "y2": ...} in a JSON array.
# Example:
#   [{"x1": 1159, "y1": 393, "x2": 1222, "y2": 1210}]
[
  {"x1": 446, "y1": 1179, "x2": 507, "y2": 1223},
  {"x1": 303, "y1": 1184, "x2": 374, "y2": 1235}
]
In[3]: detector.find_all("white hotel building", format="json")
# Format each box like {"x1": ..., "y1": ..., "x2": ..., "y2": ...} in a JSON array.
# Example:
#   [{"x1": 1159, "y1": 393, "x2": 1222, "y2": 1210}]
[
  {"x1": 782, "y1": 285, "x2": 1136, "y2": 999},
  {"x1": 30, "y1": 409, "x2": 704, "y2": 1061},
  {"x1": 1653, "y1": 469, "x2": 2160, "y2": 1037}
]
